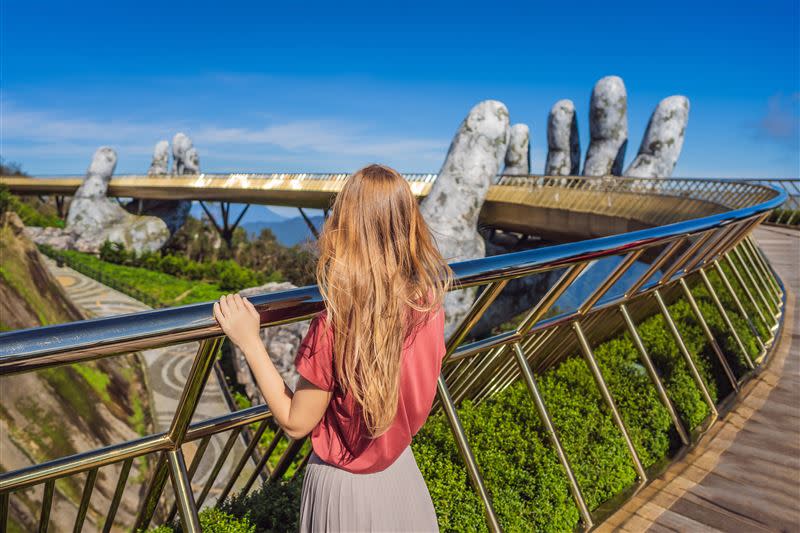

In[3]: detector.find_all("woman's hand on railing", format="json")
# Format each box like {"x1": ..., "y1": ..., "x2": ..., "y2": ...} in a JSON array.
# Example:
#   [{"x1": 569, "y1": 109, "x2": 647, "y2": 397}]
[{"x1": 213, "y1": 293, "x2": 262, "y2": 353}]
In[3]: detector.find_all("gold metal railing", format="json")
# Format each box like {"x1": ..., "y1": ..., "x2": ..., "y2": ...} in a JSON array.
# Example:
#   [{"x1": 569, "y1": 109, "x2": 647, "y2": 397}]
[
  {"x1": 746, "y1": 178, "x2": 800, "y2": 226},
  {"x1": 0, "y1": 176, "x2": 788, "y2": 532}
]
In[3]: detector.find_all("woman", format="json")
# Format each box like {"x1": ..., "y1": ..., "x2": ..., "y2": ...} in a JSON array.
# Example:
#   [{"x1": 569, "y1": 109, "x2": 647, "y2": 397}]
[{"x1": 213, "y1": 164, "x2": 453, "y2": 532}]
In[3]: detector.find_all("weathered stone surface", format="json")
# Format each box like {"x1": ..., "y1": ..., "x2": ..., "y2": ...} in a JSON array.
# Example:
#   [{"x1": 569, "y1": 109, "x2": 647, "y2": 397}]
[
  {"x1": 583, "y1": 76, "x2": 628, "y2": 176},
  {"x1": 503, "y1": 124, "x2": 530, "y2": 176},
  {"x1": 420, "y1": 100, "x2": 510, "y2": 336},
  {"x1": 624, "y1": 96, "x2": 690, "y2": 178},
  {"x1": 183, "y1": 147, "x2": 200, "y2": 174},
  {"x1": 545, "y1": 99, "x2": 581, "y2": 176},
  {"x1": 234, "y1": 282, "x2": 308, "y2": 400},
  {"x1": 132, "y1": 136, "x2": 193, "y2": 234},
  {"x1": 28, "y1": 148, "x2": 170, "y2": 253},
  {"x1": 171, "y1": 132, "x2": 193, "y2": 174},
  {"x1": 24, "y1": 225, "x2": 77, "y2": 250},
  {"x1": 148, "y1": 140, "x2": 169, "y2": 175}
]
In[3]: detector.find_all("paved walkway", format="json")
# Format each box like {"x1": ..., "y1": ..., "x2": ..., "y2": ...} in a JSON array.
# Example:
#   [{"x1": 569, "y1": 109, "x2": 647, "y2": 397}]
[
  {"x1": 601, "y1": 226, "x2": 800, "y2": 532},
  {"x1": 45, "y1": 258, "x2": 254, "y2": 505}
]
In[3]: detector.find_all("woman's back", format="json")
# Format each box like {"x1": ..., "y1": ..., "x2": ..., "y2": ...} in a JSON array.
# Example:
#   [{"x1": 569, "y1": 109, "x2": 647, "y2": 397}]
[{"x1": 296, "y1": 305, "x2": 445, "y2": 473}]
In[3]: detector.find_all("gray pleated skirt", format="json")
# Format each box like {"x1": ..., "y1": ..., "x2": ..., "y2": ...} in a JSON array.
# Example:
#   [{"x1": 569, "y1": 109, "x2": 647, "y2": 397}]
[{"x1": 299, "y1": 446, "x2": 439, "y2": 532}]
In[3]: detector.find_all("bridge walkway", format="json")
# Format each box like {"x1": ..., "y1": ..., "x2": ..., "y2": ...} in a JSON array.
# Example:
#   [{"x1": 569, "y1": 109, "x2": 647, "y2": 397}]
[{"x1": 600, "y1": 226, "x2": 800, "y2": 532}]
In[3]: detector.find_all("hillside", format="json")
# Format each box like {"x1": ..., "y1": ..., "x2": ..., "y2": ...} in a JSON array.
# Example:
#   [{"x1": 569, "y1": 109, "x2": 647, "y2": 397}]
[{"x1": 0, "y1": 212, "x2": 154, "y2": 532}]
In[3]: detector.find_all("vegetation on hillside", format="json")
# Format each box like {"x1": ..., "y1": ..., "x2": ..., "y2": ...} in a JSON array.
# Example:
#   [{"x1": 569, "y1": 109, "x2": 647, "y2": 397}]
[
  {"x1": 0, "y1": 209, "x2": 154, "y2": 531},
  {"x1": 165, "y1": 216, "x2": 318, "y2": 287}
]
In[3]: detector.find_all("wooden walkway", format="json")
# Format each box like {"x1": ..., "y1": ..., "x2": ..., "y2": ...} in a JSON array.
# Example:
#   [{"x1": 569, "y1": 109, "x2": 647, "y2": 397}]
[{"x1": 600, "y1": 226, "x2": 800, "y2": 532}]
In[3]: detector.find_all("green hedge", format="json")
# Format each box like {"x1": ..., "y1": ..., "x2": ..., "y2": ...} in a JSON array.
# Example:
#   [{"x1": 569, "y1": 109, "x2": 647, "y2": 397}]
[
  {"x1": 99, "y1": 241, "x2": 282, "y2": 291},
  {"x1": 44, "y1": 247, "x2": 226, "y2": 306},
  {"x1": 149, "y1": 508, "x2": 255, "y2": 533},
  {"x1": 0, "y1": 184, "x2": 64, "y2": 228},
  {"x1": 154, "y1": 271, "x2": 777, "y2": 533}
]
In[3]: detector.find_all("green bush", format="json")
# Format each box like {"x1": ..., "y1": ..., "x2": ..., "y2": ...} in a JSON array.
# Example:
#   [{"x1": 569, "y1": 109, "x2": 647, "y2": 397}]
[
  {"x1": 149, "y1": 508, "x2": 255, "y2": 533},
  {"x1": 219, "y1": 477, "x2": 305, "y2": 532},
  {"x1": 410, "y1": 286, "x2": 744, "y2": 532},
  {"x1": 0, "y1": 184, "x2": 64, "y2": 228},
  {"x1": 55, "y1": 248, "x2": 226, "y2": 306},
  {"x1": 98, "y1": 241, "x2": 282, "y2": 291}
]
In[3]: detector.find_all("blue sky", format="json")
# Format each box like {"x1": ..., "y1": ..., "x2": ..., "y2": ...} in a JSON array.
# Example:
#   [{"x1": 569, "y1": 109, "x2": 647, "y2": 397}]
[{"x1": 2, "y1": 0, "x2": 798, "y2": 180}]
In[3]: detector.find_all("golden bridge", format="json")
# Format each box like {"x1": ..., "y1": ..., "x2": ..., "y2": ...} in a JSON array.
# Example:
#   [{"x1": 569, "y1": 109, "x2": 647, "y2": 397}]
[{"x1": 0, "y1": 173, "x2": 797, "y2": 532}]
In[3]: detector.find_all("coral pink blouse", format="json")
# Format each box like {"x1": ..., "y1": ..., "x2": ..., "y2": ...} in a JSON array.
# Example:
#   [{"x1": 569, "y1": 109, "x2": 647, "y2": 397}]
[{"x1": 294, "y1": 306, "x2": 446, "y2": 473}]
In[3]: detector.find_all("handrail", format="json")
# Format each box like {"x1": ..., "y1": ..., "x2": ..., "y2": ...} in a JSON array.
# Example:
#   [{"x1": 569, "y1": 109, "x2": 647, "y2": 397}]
[
  {"x1": 0, "y1": 179, "x2": 785, "y2": 372},
  {"x1": 0, "y1": 175, "x2": 788, "y2": 532}
]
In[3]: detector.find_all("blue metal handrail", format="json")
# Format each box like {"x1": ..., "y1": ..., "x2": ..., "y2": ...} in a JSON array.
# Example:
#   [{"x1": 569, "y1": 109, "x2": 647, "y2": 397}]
[{"x1": 0, "y1": 181, "x2": 785, "y2": 372}]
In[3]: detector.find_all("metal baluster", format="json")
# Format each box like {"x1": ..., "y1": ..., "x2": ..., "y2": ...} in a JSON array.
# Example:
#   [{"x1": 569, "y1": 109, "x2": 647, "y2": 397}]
[
  {"x1": 744, "y1": 236, "x2": 783, "y2": 299},
  {"x1": 579, "y1": 250, "x2": 643, "y2": 314},
  {"x1": 653, "y1": 290, "x2": 718, "y2": 419},
  {"x1": 197, "y1": 428, "x2": 243, "y2": 507},
  {"x1": 217, "y1": 421, "x2": 269, "y2": 504},
  {"x1": 133, "y1": 452, "x2": 170, "y2": 532},
  {"x1": 102, "y1": 458, "x2": 133, "y2": 533},
  {"x1": 443, "y1": 280, "x2": 509, "y2": 362},
  {"x1": 573, "y1": 322, "x2": 647, "y2": 481},
  {"x1": 241, "y1": 428, "x2": 285, "y2": 493},
  {"x1": 168, "y1": 338, "x2": 224, "y2": 445},
  {"x1": 686, "y1": 225, "x2": 740, "y2": 272},
  {"x1": 39, "y1": 480, "x2": 55, "y2": 533},
  {"x1": 163, "y1": 337, "x2": 223, "y2": 530},
  {"x1": 0, "y1": 491, "x2": 8, "y2": 533},
  {"x1": 697, "y1": 269, "x2": 755, "y2": 370},
  {"x1": 73, "y1": 468, "x2": 98, "y2": 533},
  {"x1": 724, "y1": 254, "x2": 773, "y2": 332},
  {"x1": 511, "y1": 343, "x2": 593, "y2": 529},
  {"x1": 679, "y1": 279, "x2": 739, "y2": 391},
  {"x1": 741, "y1": 239, "x2": 783, "y2": 316},
  {"x1": 518, "y1": 263, "x2": 589, "y2": 334},
  {"x1": 451, "y1": 345, "x2": 510, "y2": 405},
  {"x1": 167, "y1": 436, "x2": 212, "y2": 523},
  {"x1": 268, "y1": 437, "x2": 306, "y2": 481},
  {"x1": 659, "y1": 232, "x2": 714, "y2": 284},
  {"x1": 626, "y1": 238, "x2": 685, "y2": 297},
  {"x1": 619, "y1": 304, "x2": 691, "y2": 445},
  {"x1": 732, "y1": 246, "x2": 779, "y2": 319},
  {"x1": 291, "y1": 451, "x2": 313, "y2": 482},
  {"x1": 437, "y1": 376, "x2": 502, "y2": 532},
  {"x1": 742, "y1": 238, "x2": 783, "y2": 304},
  {"x1": 167, "y1": 449, "x2": 200, "y2": 532},
  {"x1": 713, "y1": 262, "x2": 766, "y2": 353}
]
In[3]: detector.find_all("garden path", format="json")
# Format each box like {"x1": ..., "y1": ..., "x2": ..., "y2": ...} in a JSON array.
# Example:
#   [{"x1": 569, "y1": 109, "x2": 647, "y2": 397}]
[{"x1": 44, "y1": 257, "x2": 255, "y2": 508}]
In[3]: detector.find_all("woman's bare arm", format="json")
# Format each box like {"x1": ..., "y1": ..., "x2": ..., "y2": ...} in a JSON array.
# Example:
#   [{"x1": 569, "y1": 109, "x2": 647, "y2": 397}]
[{"x1": 213, "y1": 293, "x2": 331, "y2": 439}]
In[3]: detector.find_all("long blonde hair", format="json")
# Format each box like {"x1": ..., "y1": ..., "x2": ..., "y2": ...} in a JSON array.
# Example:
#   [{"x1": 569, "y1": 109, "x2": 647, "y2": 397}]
[{"x1": 316, "y1": 164, "x2": 453, "y2": 437}]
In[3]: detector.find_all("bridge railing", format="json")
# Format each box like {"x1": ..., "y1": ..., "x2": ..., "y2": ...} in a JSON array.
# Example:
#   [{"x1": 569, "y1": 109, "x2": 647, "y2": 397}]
[
  {"x1": 744, "y1": 178, "x2": 800, "y2": 227},
  {"x1": 0, "y1": 177, "x2": 787, "y2": 532}
]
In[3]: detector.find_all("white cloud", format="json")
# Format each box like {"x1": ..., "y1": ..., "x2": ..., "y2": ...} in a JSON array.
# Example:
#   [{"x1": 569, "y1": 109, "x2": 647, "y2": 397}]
[{"x1": 0, "y1": 101, "x2": 448, "y2": 174}]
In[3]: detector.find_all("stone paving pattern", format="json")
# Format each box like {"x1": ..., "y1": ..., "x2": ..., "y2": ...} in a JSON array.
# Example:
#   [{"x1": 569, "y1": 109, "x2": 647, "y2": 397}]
[{"x1": 45, "y1": 257, "x2": 255, "y2": 507}]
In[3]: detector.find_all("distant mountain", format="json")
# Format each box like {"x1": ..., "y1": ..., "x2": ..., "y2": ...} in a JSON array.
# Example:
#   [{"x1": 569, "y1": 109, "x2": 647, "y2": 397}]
[
  {"x1": 244, "y1": 215, "x2": 325, "y2": 246},
  {"x1": 189, "y1": 202, "x2": 287, "y2": 225}
]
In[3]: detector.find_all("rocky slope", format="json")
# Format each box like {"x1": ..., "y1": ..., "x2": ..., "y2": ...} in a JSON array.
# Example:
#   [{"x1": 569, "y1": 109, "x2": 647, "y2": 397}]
[{"x1": 0, "y1": 212, "x2": 154, "y2": 532}]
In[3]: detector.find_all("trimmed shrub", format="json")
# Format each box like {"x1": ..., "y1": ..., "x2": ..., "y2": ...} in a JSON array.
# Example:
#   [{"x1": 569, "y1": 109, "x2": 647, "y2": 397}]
[
  {"x1": 98, "y1": 241, "x2": 282, "y2": 292},
  {"x1": 149, "y1": 508, "x2": 255, "y2": 533},
  {"x1": 220, "y1": 477, "x2": 305, "y2": 532}
]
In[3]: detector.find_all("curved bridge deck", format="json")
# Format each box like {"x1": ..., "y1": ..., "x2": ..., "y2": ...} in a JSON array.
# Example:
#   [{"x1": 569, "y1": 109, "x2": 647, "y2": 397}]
[{"x1": 602, "y1": 226, "x2": 800, "y2": 532}]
